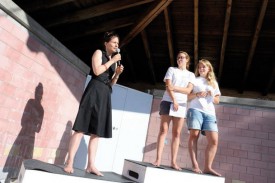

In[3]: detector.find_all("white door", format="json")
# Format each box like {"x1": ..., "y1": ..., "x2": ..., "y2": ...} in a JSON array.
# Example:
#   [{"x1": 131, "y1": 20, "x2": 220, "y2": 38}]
[
  {"x1": 74, "y1": 84, "x2": 153, "y2": 174},
  {"x1": 74, "y1": 84, "x2": 128, "y2": 170},
  {"x1": 112, "y1": 87, "x2": 153, "y2": 174},
  {"x1": 95, "y1": 85, "x2": 128, "y2": 171}
]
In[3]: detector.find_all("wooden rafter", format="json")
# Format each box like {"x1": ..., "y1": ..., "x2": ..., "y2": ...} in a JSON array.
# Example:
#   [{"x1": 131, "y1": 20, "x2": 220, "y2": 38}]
[
  {"x1": 194, "y1": 0, "x2": 199, "y2": 69},
  {"x1": 218, "y1": 0, "x2": 232, "y2": 82},
  {"x1": 44, "y1": 0, "x2": 154, "y2": 28},
  {"x1": 62, "y1": 16, "x2": 134, "y2": 42},
  {"x1": 141, "y1": 30, "x2": 156, "y2": 84},
  {"x1": 120, "y1": 0, "x2": 173, "y2": 48},
  {"x1": 164, "y1": 8, "x2": 175, "y2": 66},
  {"x1": 240, "y1": 0, "x2": 268, "y2": 93}
]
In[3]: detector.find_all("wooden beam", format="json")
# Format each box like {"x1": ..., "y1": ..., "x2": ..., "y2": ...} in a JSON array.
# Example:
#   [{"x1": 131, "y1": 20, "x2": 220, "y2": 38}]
[
  {"x1": 45, "y1": 0, "x2": 154, "y2": 28},
  {"x1": 120, "y1": 0, "x2": 173, "y2": 48},
  {"x1": 194, "y1": 0, "x2": 199, "y2": 69},
  {"x1": 141, "y1": 30, "x2": 156, "y2": 84},
  {"x1": 62, "y1": 16, "x2": 134, "y2": 42},
  {"x1": 164, "y1": 8, "x2": 175, "y2": 66},
  {"x1": 218, "y1": 0, "x2": 232, "y2": 82},
  {"x1": 240, "y1": 0, "x2": 268, "y2": 93}
]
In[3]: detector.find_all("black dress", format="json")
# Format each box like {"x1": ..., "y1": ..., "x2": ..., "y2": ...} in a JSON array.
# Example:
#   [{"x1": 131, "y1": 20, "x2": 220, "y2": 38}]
[{"x1": 72, "y1": 50, "x2": 115, "y2": 138}]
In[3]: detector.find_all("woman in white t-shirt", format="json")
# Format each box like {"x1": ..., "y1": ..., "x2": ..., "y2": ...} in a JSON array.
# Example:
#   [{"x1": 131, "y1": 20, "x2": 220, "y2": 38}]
[
  {"x1": 152, "y1": 51, "x2": 195, "y2": 170},
  {"x1": 187, "y1": 59, "x2": 221, "y2": 176}
]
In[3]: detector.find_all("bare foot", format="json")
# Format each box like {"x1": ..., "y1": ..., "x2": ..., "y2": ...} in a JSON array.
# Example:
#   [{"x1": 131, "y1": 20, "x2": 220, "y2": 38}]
[
  {"x1": 203, "y1": 169, "x2": 221, "y2": 176},
  {"x1": 152, "y1": 160, "x2": 161, "y2": 167},
  {"x1": 192, "y1": 167, "x2": 202, "y2": 174},
  {"x1": 64, "y1": 164, "x2": 74, "y2": 174},
  {"x1": 86, "y1": 166, "x2": 104, "y2": 176},
  {"x1": 171, "y1": 163, "x2": 182, "y2": 171}
]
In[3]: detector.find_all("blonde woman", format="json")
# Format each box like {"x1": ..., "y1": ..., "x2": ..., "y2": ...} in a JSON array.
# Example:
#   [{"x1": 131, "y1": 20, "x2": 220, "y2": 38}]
[
  {"x1": 153, "y1": 51, "x2": 195, "y2": 170},
  {"x1": 187, "y1": 59, "x2": 221, "y2": 176}
]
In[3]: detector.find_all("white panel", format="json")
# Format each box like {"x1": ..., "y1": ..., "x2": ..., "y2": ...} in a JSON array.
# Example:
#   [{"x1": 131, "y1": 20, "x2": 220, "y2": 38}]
[
  {"x1": 73, "y1": 137, "x2": 88, "y2": 169},
  {"x1": 95, "y1": 85, "x2": 128, "y2": 171},
  {"x1": 112, "y1": 88, "x2": 153, "y2": 174},
  {"x1": 74, "y1": 84, "x2": 153, "y2": 175},
  {"x1": 74, "y1": 85, "x2": 128, "y2": 171},
  {"x1": 123, "y1": 160, "x2": 225, "y2": 183}
]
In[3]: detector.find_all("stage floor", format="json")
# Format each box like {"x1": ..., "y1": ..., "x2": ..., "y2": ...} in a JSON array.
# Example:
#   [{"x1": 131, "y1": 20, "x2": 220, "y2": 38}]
[
  {"x1": 122, "y1": 159, "x2": 225, "y2": 183},
  {"x1": 18, "y1": 159, "x2": 134, "y2": 183},
  {"x1": 15, "y1": 159, "x2": 225, "y2": 183}
]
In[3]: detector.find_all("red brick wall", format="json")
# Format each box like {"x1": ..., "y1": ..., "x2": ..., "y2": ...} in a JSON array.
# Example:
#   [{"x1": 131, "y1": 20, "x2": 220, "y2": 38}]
[
  {"x1": 144, "y1": 97, "x2": 275, "y2": 183},
  {"x1": 0, "y1": 9, "x2": 87, "y2": 179}
]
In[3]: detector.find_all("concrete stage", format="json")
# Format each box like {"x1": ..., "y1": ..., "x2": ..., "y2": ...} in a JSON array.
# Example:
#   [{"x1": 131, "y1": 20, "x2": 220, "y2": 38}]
[
  {"x1": 18, "y1": 159, "x2": 134, "y2": 183},
  {"x1": 122, "y1": 159, "x2": 225, "y2": 183},
  {"x1": 17, "y1": 159, "x2": 225, "y2": 183}
]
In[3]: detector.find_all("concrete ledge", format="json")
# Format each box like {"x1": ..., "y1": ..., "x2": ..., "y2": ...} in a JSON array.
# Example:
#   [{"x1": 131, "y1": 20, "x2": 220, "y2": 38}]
[
  {"x1": 151, "y1": 89, "x2": 275, "y2": 109},
  {"x1": 0, "y1": 0, "x2": 90, "y2": 75},
  {"x1": 219, "y1": 96, "x2": 275, "y2": 109},
  {"x1": 123, "y1": 159, "x2": 225, "y2": 183},
  {"x1": 17, "y1": 159, "x2": 133, "y2": 183}
]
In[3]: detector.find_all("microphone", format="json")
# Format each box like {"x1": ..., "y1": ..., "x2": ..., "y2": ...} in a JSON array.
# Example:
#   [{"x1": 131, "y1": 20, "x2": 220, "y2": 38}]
[{"x1": 116, "y1": 48, "x2": 121, "y2": 66}]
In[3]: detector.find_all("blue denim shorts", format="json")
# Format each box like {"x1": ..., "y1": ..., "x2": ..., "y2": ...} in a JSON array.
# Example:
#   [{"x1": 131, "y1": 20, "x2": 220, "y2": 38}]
[{"x1": 186, "y1": 108, "x2": 218, "y2": 135}]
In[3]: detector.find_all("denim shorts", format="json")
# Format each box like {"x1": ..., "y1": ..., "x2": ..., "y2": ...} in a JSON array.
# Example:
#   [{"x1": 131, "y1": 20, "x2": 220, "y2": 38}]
[{"x1": 186, "y1": 108, "x2": 218, "y2": 135}]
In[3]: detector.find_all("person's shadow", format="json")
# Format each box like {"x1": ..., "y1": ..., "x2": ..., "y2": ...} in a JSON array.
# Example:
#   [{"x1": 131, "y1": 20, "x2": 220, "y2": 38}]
[
  {"x1": 53, "y1": 120, "x2": 88, "y2": 169},
  {"x1": 54, "y1": 121, "x2": 73, "y2": 165},
  {"x1": 3, "y1": 83, "x2": 44, "y2": 181}
]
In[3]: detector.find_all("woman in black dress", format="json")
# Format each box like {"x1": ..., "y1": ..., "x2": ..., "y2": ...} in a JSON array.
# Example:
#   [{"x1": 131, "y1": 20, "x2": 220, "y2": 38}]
[{"x1": 64, "y1": 31, "x2": 124, "y2": 176}]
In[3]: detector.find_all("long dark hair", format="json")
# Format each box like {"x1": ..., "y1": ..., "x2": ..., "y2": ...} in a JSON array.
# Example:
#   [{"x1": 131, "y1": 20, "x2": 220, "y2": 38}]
[{"x1": 103, "y1": 31, "x2": 119, "y2": 43}]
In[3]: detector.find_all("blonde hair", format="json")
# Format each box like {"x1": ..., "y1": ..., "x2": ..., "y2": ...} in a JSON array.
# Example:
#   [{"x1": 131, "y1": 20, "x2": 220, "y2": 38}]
[
  {"x1": 195, "y1": 59, "x2": 217, "y2": 88},
  {"x1": 178, "y1": 51, "x2": 190, "y2": 70}
]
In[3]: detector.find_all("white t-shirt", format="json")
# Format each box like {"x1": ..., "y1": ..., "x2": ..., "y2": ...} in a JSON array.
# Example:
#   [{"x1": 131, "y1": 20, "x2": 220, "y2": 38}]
[
  {"x1": 188, "y1": 76, "x2": 221, "y2": 116},
  {"x1": 162, "y1": 67, "x2": 196, "y2": 103}
]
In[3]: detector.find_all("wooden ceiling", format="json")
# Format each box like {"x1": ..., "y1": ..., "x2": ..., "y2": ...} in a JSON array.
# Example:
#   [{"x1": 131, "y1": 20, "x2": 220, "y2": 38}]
[{"x1": 12, "y1": 0, "x2": 275, "y2": 99}]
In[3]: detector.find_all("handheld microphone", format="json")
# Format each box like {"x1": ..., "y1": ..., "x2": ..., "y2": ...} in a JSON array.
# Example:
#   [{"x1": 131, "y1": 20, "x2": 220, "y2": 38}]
[{"x1": 116, "y1": 48, "x2": 121, "y2": 66}]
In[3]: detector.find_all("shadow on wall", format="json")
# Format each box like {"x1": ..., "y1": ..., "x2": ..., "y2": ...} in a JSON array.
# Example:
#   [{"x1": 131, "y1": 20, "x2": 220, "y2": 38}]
[
  {"x1": 25, "y1": 31, "x2": 86, "y2": 101},
  {"x1": 143, "y1": 142, "x2": 157, "y2": 153},
  {"x1": 54, "y1": 121, "x2": 73, "y2": 165},
  {"x1": 27, "y1": 11, "x2": 88, "y2": 101},
  {"x1": 0, "y1": 2, "x2": 87, "y2": 181},
  {"x1": 2, "y1": 1, "x2": 88, "y2": 101},
  {"x1": 3, "y1": 83, "x2": 44, "y2": 181}
]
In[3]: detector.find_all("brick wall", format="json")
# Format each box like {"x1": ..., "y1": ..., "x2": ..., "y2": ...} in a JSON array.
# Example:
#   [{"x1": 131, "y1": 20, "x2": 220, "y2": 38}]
[
  {"x1": 0, "y1": 2, "x2": 89, "y2": 180},
  {"x1": 144, "y1": 96, "x2": 275, "y2": 183}
]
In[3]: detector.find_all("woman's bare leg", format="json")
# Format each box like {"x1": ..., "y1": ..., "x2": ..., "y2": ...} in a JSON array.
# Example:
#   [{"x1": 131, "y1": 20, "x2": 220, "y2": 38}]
[
  {"x1": 152, "y1": 115, "x2": 171, "y2": 167},
  {"x1": 204, "y1": 131, "x2": 221, "y2": 176},
  {"x1": 188, "y1": 129, "x2": 202, "y2": 173},
  {"x1": 86, "y1": 134, "x2": 103, "y2": 176},
  {"x1": 64, "y1": 131, "x2": 84, "y2": 173},
  {"x1": 170, "y1": 117, "x2": 184, "y2": 170}
]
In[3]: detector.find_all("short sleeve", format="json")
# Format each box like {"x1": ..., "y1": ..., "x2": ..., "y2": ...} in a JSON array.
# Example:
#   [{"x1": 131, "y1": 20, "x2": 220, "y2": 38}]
[
  {"x1": 189, "y1": 72, "x2": 196, "y2": 85},
  {"x1": 213, "y1": 81, "x2": 221, "y2": 96},
  {"x1": 163, "y1": 67, "x2": 174, "y2": 82}
]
